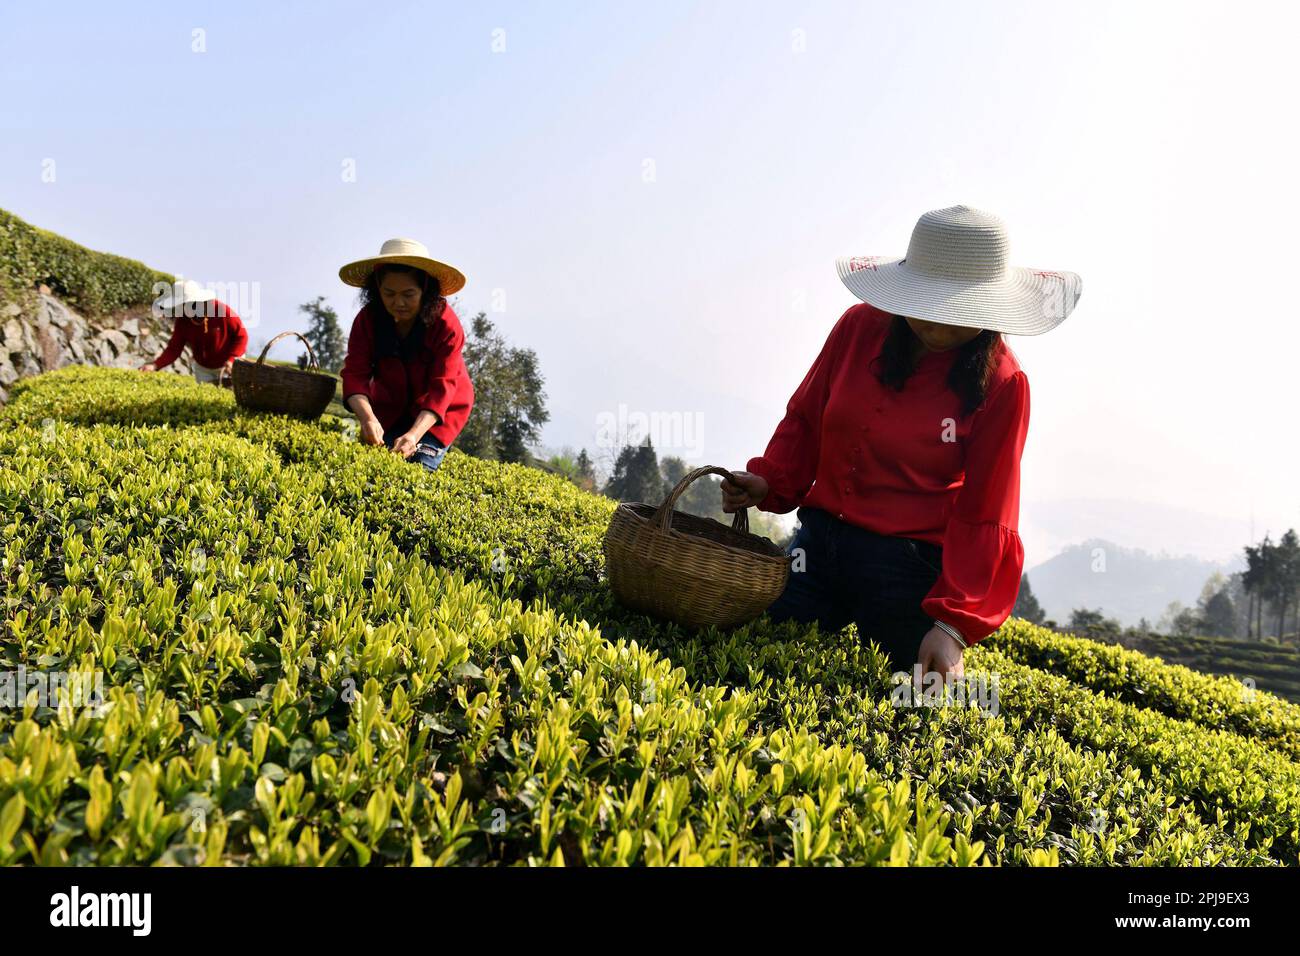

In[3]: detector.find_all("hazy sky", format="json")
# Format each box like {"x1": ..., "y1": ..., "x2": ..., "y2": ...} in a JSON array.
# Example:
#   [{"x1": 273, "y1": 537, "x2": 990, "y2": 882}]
[{"x1": 3, "y1": 0, "x2": 1296, "y2": 568}]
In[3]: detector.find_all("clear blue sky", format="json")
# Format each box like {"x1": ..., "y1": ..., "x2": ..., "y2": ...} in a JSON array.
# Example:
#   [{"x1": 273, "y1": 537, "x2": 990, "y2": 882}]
[{"x1": 3, "y1": 0, "x2": 1297, "y2": 566}]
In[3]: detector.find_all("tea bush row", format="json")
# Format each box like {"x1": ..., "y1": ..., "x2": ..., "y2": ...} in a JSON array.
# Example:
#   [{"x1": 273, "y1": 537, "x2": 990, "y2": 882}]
[
  {"x1": 0, "y1": 209, "x2": 173, "y2": 316},
  {"x1": 1, "y1": 367, "x2": 1295, "y2": 865},
  {"x1": 0, "y1": 417, "x2": 975, "y2": 865},
  {"x1": 990, "y1": 620, "x2": 1300, "y2": 761}
]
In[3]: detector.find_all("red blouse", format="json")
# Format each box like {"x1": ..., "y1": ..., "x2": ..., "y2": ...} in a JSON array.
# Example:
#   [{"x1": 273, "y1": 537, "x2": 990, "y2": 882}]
[
  {"x1": 153, "y1": 300, "x2": 248, "y2": 369},
  {"x1": 746, "y1": 302, "x2": 1030, "y2": 644},
  {"x1": 339, "y1": 303, "x2": 475, "y2": 447}
]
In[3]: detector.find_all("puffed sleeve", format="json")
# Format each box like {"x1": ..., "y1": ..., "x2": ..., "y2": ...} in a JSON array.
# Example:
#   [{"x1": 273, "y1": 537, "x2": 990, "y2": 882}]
[
  {"x1": 219, "y1": 301, "x2": 248, "y2": 359},
  {"x1": 920, "y1": 370, "x2": 1030, "y2": 644},
  {"x1": 413, "y1": 304, "x2": 468, "y2": 425},
  {"x1": 339, "y1": 308, "x2": 374, "y2": 403},
  {"x1": 153, "y1": 321, "x2": 187, "y2": 369},
  {"x1": 746, "y1": 308, "x2": 854, "y2": 513}
]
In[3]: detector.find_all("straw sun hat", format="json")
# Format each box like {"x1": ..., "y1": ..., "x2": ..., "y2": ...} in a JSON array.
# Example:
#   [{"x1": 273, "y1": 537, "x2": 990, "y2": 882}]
[
  {"x1": 836, "y1": 205, "x2": 1081, "y2": 335},
  {"x1": 338, "y1": 238, "x2": 466, "y2": 295}
]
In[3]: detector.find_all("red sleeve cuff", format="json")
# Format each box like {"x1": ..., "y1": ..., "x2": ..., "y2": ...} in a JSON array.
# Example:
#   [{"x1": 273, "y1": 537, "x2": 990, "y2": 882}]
[
  {"x1": 415, "y1": 385, "x2": 453, "y2": 421},
  {"x1": 745, "y1": 456, "x2": 798, "y2": 513},
  {"x1": 920, "y1": 519, "x2": 1024, "y2": 644}
]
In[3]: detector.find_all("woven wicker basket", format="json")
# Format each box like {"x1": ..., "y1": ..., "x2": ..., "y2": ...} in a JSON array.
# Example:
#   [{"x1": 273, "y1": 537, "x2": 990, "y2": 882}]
[
  {"x1": 232, "y1": 331, "x2": 337, "y2": 420},
  {"x1": 603, "y1": 465, "x2": 792, "y2": 629}
]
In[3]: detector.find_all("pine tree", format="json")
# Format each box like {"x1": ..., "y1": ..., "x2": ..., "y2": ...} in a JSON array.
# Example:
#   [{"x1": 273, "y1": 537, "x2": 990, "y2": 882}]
[
  {"x1": 1068, "y1": 607, "x2": 1122, "y2": 640},
  {"x1": 604, "y1": 439, "x2": 662, "y2": 503},
  {"x1": 457, "y1": 313, "x2": 549, "y2": 463},
  {"x1": 298, "y1": 296, "x2": 346, "y2": 372},
  {"x1": 1202, "y1": 589, "x2": 1237, "y2": 637},
  {"x1": 574, "y1": 449, "x2": 596, "y2": 491},
  {"x1": 1012, "y1": 573, "x2": 1046, "y2": 624},
  {"x1": 1275, "y1": 530, "x2": 1300, "y2": 639},
  {"x1": 1244, "y1": 531, "x2": 1300, "y2": 640}
]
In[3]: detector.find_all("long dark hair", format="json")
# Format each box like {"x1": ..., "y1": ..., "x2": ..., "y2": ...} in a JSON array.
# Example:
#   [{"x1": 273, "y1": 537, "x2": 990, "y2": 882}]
[
  {"x1": 869, "y1": 314, "x2": 1004, "y2": 417},
  {"x1": 358, "y1": 263, "x2": 447, "y2": 329}
]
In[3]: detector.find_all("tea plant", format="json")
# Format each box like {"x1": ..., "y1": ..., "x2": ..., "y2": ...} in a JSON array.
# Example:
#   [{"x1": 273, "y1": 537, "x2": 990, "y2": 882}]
[
  {"x1": 1, "y1": 367, "x2": 1296, "y2": 866},
  {"x1": 0, "y1": 208, "x2": 173, "y2": 316},
  {"x1": 989, "y1": 619, "x2": 1300, "y2": 760}
]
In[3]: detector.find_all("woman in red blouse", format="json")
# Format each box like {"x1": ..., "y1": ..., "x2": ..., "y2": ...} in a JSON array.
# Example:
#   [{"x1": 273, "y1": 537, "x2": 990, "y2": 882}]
[
  {"x1": 338, "y1": 239, "x2": 474, "y2": 470},
  {"x1": 722, "y1": 206, "x2": 1082, "y2": 678}
]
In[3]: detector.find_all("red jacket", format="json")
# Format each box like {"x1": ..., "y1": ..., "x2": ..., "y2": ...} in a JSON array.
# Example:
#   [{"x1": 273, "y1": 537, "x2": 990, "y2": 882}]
[
  {"x1": 339, "y1": 303, "x2": 474, "y2": 447},
  {"x1": 746, "y1": 302, "x2": 1029, "y2": 644},
  {"x1": 154, "y1": 300, "x2": 248, "y2": 369}
]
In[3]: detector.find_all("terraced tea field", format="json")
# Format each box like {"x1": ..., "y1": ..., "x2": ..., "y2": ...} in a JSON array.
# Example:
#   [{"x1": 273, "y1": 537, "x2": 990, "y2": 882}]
[
  {"x1": 1106, "y1": 631, "x2": 1300, "y2": 704},
  {"x1": 2, "y1": 367, "x2": 1297, "y2": 866}
]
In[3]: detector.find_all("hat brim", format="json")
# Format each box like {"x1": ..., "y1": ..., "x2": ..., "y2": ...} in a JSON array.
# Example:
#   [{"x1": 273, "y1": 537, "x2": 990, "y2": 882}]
[
  {"x1": 157, "y1": 289, "x2": 217, "y2": 310},
  {"x1": 339, "y1": 255, "x2": 466, "y2": 295},
  {"x1": 835, "y1": 256, "x2": 1081, "y2": 336}
]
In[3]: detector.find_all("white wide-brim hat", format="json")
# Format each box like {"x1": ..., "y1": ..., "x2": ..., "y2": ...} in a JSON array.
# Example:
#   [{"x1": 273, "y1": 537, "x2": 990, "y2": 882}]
[
  {"x1": 339, "y1": 238, "x2": 466, "y2": 295},
  {"x1": 157, "y1": 278, "x2": 216, "y2": 310},
  {"x1": 836, "y1": 205, "x2": 1081, "y2": 335}
]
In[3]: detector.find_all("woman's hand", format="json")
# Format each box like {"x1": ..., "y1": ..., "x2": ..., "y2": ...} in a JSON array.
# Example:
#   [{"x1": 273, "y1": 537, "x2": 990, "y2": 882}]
[
  {"x1": 720, "y1": 470, "x2": 769, "y2": 513},
  {"x1": 359, "y1": 417, "x2": 385, "y2": 447},
  {"x1": 391, "y1": 432, "x2": 421, "y2": 459},
  {"x1": 390, "y1": 412, "x2": 441, "y2": 459},
  {"x1": 139, "y1": 362, "x2": 156, "y2": 372},
  {"x1": 918, "y1": 626, "x2": 965, "y2": 681}
]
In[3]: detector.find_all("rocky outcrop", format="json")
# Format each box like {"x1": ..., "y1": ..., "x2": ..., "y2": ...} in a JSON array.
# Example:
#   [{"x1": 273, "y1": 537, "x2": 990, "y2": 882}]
[{"x1": 0, "y1": 290, "x2": 192, "y2": 403}]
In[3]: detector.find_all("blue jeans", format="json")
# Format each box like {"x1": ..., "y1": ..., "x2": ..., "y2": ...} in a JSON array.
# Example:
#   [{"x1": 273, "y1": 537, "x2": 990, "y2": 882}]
[
  {"x1": 382, "y1": 427, "x2": 448, "y2": 471},
  {"x1": 765, "y1": 506, "x2": 944, "y2": 668}
]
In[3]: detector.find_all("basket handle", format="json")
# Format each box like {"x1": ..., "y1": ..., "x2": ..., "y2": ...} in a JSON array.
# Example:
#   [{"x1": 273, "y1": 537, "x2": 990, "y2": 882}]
[
  {"x1": 651, "y1": 465, "x2": 749, "y2": 534},
  {"x1": 256, "y1": 331, "x2": 319, "y2": 370}
]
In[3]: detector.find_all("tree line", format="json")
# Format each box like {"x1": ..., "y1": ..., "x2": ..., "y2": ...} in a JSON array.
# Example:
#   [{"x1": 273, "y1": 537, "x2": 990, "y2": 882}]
[
  {"x1": 1243, "y1": 530, "x2": 1300, "y2": 640},
  {"x1": 1013, "y1": 529, "x2": 1300, "y2": 644},
  {"x1": 594, "y1": 437, "x2": 792, "y2": 545}
]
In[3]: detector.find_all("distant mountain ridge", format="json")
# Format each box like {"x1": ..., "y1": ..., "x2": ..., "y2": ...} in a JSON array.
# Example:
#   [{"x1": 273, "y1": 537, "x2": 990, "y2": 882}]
[
  {"x1": 1025, "y1": 537, "x2": 1245, "y2": 627},
  {"x1": 1020, "y1": 497, "x2": 1271, "y2": 569}
]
